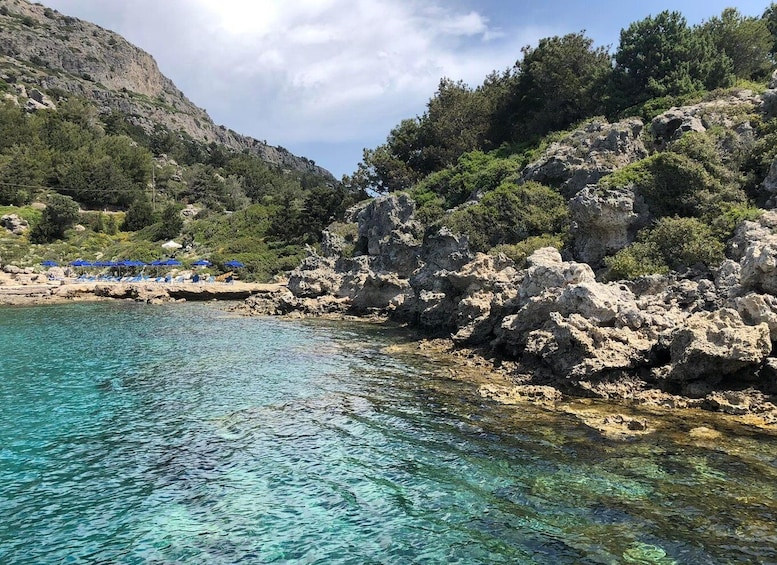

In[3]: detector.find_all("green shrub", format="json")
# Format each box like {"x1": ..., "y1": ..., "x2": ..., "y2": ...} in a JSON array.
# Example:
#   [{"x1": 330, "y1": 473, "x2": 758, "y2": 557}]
[
  {"x1": 441, "y1": 181, "x2": 568, "y2": 252},
  {"x1": 412, "y1": 151, "x2": 520, "y2": 209},
  {"x1": 604, "y1": 241, "x2": 669, "y2": 279},
  {"x1": 601, "y1": 151, "x2": 746, "y2": 219},
  {"x1": 605, "y1": 216, "x2": 725, "y2": 279},
  {"x1": 708, "y1": 202, "x2": 761, "y2": 240}
]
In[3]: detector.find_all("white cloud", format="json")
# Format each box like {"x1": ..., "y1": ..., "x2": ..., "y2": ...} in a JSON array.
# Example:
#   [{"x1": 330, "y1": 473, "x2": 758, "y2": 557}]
[{"x1": 41, "y1": 0, "x2": 555, "y2": 173}]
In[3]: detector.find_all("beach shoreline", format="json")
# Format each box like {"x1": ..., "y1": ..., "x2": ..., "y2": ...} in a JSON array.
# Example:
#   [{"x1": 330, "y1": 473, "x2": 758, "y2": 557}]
[{"x1": 0, "y1": 271, "x2": 285, "y2": 306}]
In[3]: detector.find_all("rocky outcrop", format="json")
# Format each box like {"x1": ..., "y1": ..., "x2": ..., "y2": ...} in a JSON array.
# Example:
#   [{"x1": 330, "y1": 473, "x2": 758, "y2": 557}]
[
  {"x1": 352, "y1": 193, "x2": 422, "y2": 276},
  {"x1": 731, "y1": 211, "x2": 777, "y2": 294},
  {"x1": 657, "y1": 309, "x2": 771, "y2": 383},
  {"x1": 650, "y1": 90, "x2": 759, "y2": 146},
  {"x1": 520, "y1": 117, "x2": 647, "y2": 196},
  {"x1": 236, "y1": 90, "x2": 777, "y2": 416},
  {"x1": 1, "y1": 214, "x2": 29, "y2": 235},
  {"x1": 241, "y1": 189, "x2": 777, "y2": 416},
  {"x1": 569, "y1": 185, "x2": 649, "y2": 264}
]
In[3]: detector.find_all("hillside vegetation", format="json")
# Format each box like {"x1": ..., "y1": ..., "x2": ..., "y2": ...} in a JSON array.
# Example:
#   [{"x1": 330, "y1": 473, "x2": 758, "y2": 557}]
[
  {"x1": 346, "y1": 6, "x2": 777, "y2": 278},
  {"x1": 0, "y1": 0, "x2": 358, "y2": 280},
  {"x1": 4, "y1": 4, "x2": 777, "y2": 282}
]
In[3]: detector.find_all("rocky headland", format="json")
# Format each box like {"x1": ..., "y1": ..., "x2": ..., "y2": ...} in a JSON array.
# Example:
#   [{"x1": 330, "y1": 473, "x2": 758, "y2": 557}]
[{"x1": 234, "y1": 88, "x2": 777, "y2": 424}]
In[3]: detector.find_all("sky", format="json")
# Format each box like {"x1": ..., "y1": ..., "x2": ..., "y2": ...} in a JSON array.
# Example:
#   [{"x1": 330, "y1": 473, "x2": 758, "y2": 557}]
[{"x1": 39, "y1": 0, "x2": 773, "y2": 178}]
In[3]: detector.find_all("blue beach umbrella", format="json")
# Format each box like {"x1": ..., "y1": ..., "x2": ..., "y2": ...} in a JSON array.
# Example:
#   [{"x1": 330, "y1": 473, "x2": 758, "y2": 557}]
[
  {"x1": 163, "y1": 259, "x2": 182, "y2": 266},
  {"x1": 224, "y1": 260, "x2": 245, "y2": 268},
  {"x1": 192, "y1": 259, "x2": 211, "y2": 267},
  {"x1": 69, "y1": 259, "x2": 93, "y2": 267},
  {"x1": 41, "y1": 260, "x2": 58, "y2": 267}
]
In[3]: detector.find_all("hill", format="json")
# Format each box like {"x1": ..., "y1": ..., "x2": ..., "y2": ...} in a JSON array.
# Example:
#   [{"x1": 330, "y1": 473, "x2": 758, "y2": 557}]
[
  {"x1": 0, "y1": 0, "x2": 330, "y2": 177},
  {"x1": 0, "y1": 0, "x2": 360, "y2": 281}
]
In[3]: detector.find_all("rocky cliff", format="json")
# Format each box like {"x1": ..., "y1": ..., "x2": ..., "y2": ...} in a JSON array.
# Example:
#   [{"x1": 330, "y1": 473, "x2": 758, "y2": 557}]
[
  {"x1": 236, "y1": 87, "x2": 777, "y2": 418},
  {"x1": 0, "y1": 0, "x2": 332, "y2": 178}
]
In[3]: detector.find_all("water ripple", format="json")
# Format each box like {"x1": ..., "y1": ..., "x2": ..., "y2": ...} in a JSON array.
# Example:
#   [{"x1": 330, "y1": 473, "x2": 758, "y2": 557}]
[{"x1": 1, "y1": 302, "x2": 777, "y2": 563}]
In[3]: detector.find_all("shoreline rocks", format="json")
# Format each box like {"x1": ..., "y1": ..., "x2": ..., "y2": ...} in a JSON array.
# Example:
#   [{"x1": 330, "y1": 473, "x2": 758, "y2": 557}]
[{"x1": 237, "y1": 193, "x2": 777, "y2": 421}]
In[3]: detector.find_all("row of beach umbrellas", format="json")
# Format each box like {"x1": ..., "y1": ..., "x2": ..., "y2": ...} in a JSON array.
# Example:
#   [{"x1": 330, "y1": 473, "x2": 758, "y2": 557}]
[{"x1": 41, "y1": 259, "x2": 246, "y2": 268}]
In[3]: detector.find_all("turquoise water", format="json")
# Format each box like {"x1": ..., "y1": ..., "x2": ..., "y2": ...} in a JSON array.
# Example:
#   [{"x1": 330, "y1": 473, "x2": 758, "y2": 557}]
[{"x1": 2, "y1": 303, "x2": 777, "y2": 563}]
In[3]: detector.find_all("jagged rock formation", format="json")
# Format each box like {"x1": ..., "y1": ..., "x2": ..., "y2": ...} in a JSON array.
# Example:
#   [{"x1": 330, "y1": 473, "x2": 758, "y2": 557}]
[
  {"x1": 234, "y1": 87, "x2": 777, "y2": 415},
  {"x1": 237, "y1": 193, "x2": 777, "y2": 415},
  {"x1": 0, "y1": 0, "x2": 331, "y2": 178},
  {"x1": 569, "y1": 185, "x2": 649, "y2": 264},
  {"x1": 520, "y1": 117, "x2": 647, "y2": 197},
  {"x1": 1, "y1": 213, "x2": 28, "y2": 234}
]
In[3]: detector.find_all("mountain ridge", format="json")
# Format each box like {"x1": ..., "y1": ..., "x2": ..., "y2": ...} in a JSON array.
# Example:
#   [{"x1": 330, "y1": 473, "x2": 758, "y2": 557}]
[{"x1": 0, "y1": 0, "x2": 333, "y2": 179}]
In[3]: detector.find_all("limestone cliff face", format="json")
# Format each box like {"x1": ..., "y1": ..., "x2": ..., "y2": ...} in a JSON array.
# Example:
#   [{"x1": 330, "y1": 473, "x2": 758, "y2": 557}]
[{"x1": 0, "y1": 0, "x2": 332, "y2": 178}]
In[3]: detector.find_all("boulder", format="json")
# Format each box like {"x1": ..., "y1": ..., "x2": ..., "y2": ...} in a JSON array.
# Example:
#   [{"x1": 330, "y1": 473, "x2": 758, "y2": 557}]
[
  {"x1": 452, "y1": 292, "x2": 496, "y2": 344},
  {"x1": 522, "y1": 312, "x2": 653, "y2": 379},
  {"x1": 739, "y1": 230, "x2": 777, "y2": 294},
  {"x1": 287, "y1": 251, "x2": 342, "y2": 298},
  {"x1": 651, "y1": 109, "x2": 705, "y2": 141},
  {"x1": 558, "y1": 281, "x2": 637, "y2": 326},
  {"x1": 354, "y1": 193, "x2": 422, "y2": 276},
  {"x1": 417, "y1": 290, "x2": 457, "y2": 330},
  {"x1": 714, "y1": 259, "x2": 742, "y2": 299},
  {"x1": 521, "y1": 117, "x2": 647, "y2": 196},
  {"x1": 1, "y1": 214, "x2": 29, "y2": 235},
  {"x1": 732, "y1": 293, "x2": 777, "y2": 342},
  {"x1": 518, "y1": 247, "x2": 595, "y2": 303},
  {"x1": 652, "y1": 91, "x2": 760, "y2": 145},
  {"x1": 410, "y1": 228, "x2": 473, "y2": 293},
  {"x1": 29, "y1": 88, "x2": 54, "y2": 108},
  {"x1": 351, "y1": 272, "x2": 410, "y2": 311},
  {"x1": 447, "y1": 252, "x2": 517, "y2": 294},
  {"x1": 570, "y1": 185, "x2": 649, "y2": 263},
  {"x1": 660, "y1": 309, "x2": 771, "y2": 382}
]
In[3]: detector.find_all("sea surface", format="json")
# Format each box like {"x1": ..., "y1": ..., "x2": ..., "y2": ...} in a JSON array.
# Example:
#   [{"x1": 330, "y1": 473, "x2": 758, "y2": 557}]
[{"x1": 2, "y1": 302, "x2": 777, "y2": 564}]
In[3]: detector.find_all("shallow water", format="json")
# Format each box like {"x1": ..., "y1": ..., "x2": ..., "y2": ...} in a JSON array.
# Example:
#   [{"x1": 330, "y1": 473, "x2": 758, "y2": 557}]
[{"x1": 1, "y1": 302, "x2": 777, "y2": 564}]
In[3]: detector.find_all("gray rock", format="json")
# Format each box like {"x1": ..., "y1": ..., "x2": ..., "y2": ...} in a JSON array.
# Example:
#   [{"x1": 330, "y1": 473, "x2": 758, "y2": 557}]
[
  {"x1": 355, "y1": 193, "x2": 422, "y2": 276},
  {"x1": 286, "y1": 251, "x2": 341, "y2": 298},
  {"x1": 653, "y1": 92, "x2": 761, "y2": 145},
  {"x1": 521, "y1": 117, "x2": 647, "y2": 196},
  {"x1": 732, "y1": 293, "x2": 777, "y2": 342},
  {"x1": 518, "y1": 247, "x2": 595, "y2": 303},
  {"x1": 522, "y1": 312, "x2": 653, "y2": 378},
  {"x1": 651, "y1": 108, "x2": 706, "y2": 141},
  {"x1": 714, "y1": 260, "x2": 742, "y2": 299},
  {"x1": 0, "y1": 214, "x2": 29, "y2": 235},
  {"x1": 570, "y1": 185, "x2": 649, "y2": 263},
  {"x1": 660, "y1": 309, "x2": 771, "y2": 382}
]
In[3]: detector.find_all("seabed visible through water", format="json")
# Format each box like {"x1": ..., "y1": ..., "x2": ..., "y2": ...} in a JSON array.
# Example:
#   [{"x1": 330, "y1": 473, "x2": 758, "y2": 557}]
[{"x1": 1, "y1": 301, "x2": 776, "y2": 564}]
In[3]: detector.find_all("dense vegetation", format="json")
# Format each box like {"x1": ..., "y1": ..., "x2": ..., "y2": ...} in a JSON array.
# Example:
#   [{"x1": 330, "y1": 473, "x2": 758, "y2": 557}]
[
  {"x1": 346, "y1": 6, "x2": 777, "y2": 275},
  {"x1": 0, "y1": 95, "x2": 361, "y2": 280},
  {"x1": 4, "y1": 6, "x2": 777, "y2": 281}
]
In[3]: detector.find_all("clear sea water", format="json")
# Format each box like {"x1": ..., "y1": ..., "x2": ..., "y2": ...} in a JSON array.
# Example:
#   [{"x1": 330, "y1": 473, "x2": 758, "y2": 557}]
[{"x1": 2, "y1": 302, "x2": 777, "y2": 564}]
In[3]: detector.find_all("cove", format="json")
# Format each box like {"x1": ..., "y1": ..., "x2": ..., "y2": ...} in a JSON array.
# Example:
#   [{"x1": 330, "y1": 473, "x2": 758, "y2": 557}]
[{"x1": 1, "y1": 301, "x2": 777, "y2": 564}]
